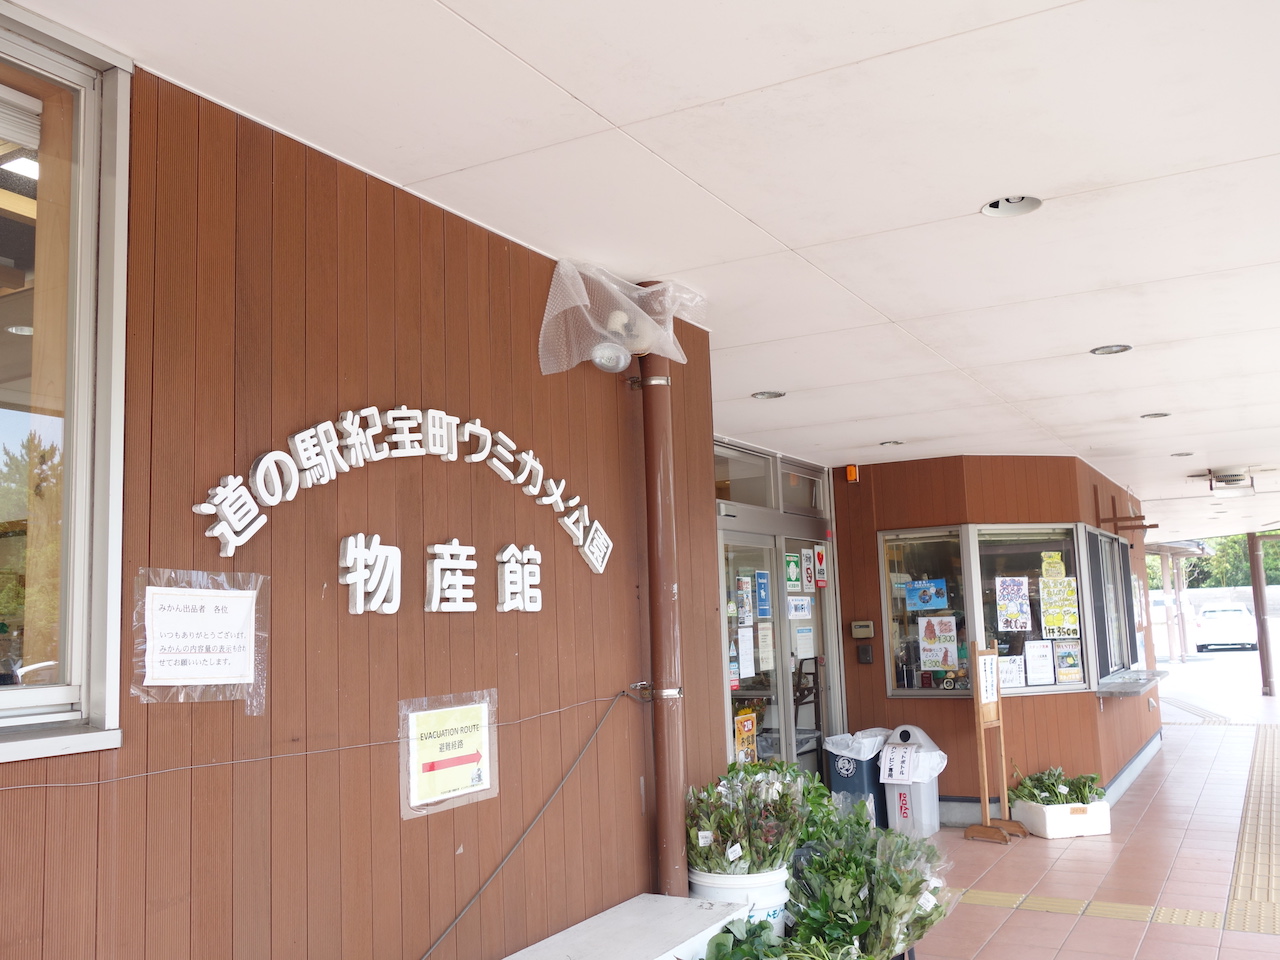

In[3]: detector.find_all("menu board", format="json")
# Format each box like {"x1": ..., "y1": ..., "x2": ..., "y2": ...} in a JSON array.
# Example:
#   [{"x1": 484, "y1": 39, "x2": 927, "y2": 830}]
[{"x1": 918, "y1": 616, "x2": 959, "y2": 671}]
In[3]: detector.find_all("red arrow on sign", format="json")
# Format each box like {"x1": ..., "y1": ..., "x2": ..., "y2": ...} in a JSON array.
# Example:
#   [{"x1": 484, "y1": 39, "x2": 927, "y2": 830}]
[{"x1": 422, "y1": 751, "x2": 482, "y2": 773}]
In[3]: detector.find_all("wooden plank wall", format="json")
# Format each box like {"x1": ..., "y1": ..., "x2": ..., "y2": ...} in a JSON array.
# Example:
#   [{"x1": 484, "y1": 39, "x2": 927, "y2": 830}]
[
  {"x1": 0, "y1": 71, "x2": 724, "y2": 960},
  {"x1": 835, "y1": 455, "x2": 1160, "y2": 798}
]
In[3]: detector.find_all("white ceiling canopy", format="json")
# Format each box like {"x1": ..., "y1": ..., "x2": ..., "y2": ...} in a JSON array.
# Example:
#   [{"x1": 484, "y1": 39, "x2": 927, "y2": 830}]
[{"x1": 25, "y1": 0, "x2": 1280, "y2": 543}]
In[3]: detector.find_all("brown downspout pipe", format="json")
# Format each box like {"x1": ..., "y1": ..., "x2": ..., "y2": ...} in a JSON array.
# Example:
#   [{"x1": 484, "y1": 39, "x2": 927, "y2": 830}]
[
  {"x1": 1247, "y1": 532, "x2": 1276, "y2": 696},
  {"x1": 639, "y1": 352, "x2": 689, "y2": 896}
]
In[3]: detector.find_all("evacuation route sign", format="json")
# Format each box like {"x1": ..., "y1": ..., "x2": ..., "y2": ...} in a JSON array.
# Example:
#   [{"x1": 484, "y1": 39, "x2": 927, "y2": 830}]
[{"x1": 407, "y1": 703, "x2": 491, "y2": 807}]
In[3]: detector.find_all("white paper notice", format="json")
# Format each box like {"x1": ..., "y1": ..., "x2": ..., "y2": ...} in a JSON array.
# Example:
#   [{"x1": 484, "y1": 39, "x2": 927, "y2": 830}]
[
  {"x1": 1023, "y1": 640, "x2": 1055, "y2": 686},
  {"x1": 794, "y1": 626, "x2": 815, "y2": 658},
  {"x1": 737, "y1": 626, "x2": 756, "y2": 680},
  {"x1": 144, "y1": 585, "x2": 257, "y2": 685},
  {"x1": 979, "y1": 654, "x2": 999, "y2": 704},
  {"x1": 757, "y1": 621, "x2": 775, "y2": 671},
  {"x1": 880, "y1": 743, "x2": 917, "y2": 784},
  {"x1": 999, "y1": 655, "x2": 1026, "y2": 690}
]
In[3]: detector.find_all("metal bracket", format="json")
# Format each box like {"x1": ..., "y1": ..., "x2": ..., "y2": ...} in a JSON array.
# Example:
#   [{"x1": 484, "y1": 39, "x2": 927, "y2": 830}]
[
  {"x1": 629, "y1": 681, "x2": 683, "y2": 701},
  {"x1": 626, "y1": 377, "x2": 643, "y2": 391},
  {"x1": 641, "y1": 376, "x2": 671, "y2": 387}
]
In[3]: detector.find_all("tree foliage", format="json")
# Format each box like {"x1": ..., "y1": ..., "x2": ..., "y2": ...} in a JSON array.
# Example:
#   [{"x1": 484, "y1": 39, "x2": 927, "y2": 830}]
[{"x1": 1147, "y1": 534, "x2": 1280, "y2": 589}]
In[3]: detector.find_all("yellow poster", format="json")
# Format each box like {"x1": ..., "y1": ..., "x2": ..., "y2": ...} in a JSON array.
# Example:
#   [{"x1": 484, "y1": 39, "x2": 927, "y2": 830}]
[
  {"x1": 407, "y1": 703, "x2": 491, "y2": 807},
  {"x1": 734, "y1": 712, "x2": 758, "y2": 763}
]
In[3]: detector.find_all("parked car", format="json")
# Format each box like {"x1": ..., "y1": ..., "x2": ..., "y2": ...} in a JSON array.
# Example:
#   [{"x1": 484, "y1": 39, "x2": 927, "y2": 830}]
[{"x1": 1193, "y1": 604, "x2": 1258, "y2": 652}]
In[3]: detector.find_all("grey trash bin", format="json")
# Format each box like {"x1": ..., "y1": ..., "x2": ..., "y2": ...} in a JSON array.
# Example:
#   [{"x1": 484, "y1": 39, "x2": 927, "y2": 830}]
[{"x1": 824, "y1": 728, "x2": 891, "y2": 827}]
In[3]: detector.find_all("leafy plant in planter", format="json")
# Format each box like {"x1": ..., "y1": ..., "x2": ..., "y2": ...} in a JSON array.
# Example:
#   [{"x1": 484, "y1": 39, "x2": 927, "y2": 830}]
[
  {"x1": 687, "y1": 760, "x2": 814, "y2": 874},
  {"x1": 1008, "y1": 766, "x2": 1104, "y2": 805}
]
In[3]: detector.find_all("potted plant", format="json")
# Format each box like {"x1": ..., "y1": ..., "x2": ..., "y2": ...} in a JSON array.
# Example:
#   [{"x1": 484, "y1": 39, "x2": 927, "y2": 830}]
[
  {"x1": 686, "y1": 760, "x2": 814, "y2": 934},
  {"x1": 1008, "y1": 766, "x2": 1109, "y2": 839}
]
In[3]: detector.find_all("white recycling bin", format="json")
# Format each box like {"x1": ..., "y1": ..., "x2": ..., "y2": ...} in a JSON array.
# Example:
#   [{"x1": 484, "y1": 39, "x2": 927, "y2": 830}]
[{"x1": 879, "y1": 724, "x2": 948, "y2": 839}]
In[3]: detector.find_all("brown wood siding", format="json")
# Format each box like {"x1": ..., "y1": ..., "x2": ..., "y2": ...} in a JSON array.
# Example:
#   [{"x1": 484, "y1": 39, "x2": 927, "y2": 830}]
[
  {"x1": 0, "y1": 72, "x2": 721, "y2": 960},
  {"x1": 835, "y1": 454, "x2": 1160, "y2": 798}
]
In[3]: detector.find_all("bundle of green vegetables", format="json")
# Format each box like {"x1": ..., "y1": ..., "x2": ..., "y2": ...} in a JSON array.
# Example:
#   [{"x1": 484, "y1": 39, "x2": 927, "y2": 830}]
[
  {"x1": 787, "y1": 799, "x2": 951, "y2": 960},
  {"x1": 686, "y1": 760, "x2": 814, "y2": 874},
  {"x1": 1007, "y1": 766, "x2": 1105, "y2": 806}
]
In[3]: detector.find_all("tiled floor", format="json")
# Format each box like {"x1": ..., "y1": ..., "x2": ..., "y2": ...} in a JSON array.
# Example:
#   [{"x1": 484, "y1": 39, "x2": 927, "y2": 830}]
[{"x1": 913, "y1": 664, "x2": 1280, "y2": 960}]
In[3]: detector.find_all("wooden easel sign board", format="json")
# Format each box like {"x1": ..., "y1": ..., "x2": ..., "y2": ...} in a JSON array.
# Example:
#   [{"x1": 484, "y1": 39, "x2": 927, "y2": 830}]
[{"x1": 964, "y1": 649, "x2": 1028, "y2": 844}]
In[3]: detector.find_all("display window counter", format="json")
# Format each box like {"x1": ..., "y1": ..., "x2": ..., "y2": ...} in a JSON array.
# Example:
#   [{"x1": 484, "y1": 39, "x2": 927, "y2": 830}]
[{"x1": 880, "y1": 524, "x2": 1139, "y2": 698}]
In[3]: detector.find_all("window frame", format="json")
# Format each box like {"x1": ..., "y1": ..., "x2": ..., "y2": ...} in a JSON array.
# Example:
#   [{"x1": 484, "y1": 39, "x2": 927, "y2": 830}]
[{"x1": 0, "y1": 10, "x2": 130, "y2": 762}]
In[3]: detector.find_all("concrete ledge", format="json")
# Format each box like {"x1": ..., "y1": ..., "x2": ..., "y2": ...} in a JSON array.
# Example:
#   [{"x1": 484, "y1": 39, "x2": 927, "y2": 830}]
[{"x1": 503, "y1": 893, "x2": 749, "y2": 960}]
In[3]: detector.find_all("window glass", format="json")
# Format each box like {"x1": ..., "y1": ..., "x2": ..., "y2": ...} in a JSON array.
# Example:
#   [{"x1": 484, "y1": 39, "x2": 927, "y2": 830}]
[
  {"x1": 714, "y1": 446, "x2": 774, "y2": 508},
  {"x1": 0, "y1": 73, "x2": 70, "y2": 691},
  {"x1": 781, "y1": 469, "x2": 822, "y2": 515},
  {"x1": 978, "y1": 528, "x2": 1085, "y2": 692},
  {"x1": 883, "y1": 531, "x2": 968, "y2": 694}
]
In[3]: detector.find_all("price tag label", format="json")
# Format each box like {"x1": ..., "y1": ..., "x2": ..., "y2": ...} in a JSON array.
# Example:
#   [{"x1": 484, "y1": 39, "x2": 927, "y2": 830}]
[
  {"x1": 918, "y1": 890, "x2": 938, "y2": 911},
  {"x1": 698, "y1": 830, "x2": 713, "y2": 847},
  {"x1": 726, "y1": 842, "x2": 743, "y2": 862}
]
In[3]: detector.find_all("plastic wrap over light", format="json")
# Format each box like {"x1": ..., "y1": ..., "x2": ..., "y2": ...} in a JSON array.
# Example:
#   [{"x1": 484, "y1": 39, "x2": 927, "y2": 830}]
[{"x1": 539, "y1": 260, "x2": 705, "y2": 375}]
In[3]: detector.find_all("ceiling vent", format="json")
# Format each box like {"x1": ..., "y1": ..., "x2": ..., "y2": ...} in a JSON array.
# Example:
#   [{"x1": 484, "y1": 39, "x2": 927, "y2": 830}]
[{"x1": 1207, "y1": 466, "x2": 1255, "y2": 497}]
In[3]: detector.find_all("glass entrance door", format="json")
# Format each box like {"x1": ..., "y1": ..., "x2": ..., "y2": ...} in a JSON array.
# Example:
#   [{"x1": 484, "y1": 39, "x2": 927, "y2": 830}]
[
  {"x1": 723, "y1": 535, "x2": 784, "y2": 761},
  {"x1": 722, "y1": 533, "x2": 831, "y2": 773},
  {"x1": 783, "y1": 536, "x2": 828, "y2": 775}
]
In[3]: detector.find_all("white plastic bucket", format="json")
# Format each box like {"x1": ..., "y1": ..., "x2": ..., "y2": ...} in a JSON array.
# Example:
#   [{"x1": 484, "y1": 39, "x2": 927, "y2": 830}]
[{"x1": 687, "y1": 865, "x2": 790, "y2": 935}]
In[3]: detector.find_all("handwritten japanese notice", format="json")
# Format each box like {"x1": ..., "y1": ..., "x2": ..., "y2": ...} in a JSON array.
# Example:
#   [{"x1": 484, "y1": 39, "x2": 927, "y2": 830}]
[
  {"x1": 144, "y1": 585, "x2": 257, "y2": 685},
  {"x1": 407, "y1": 702, "x2": 491, "y2": 807},
  {"x1": 998, "y1": 655, "x2": 1026, "y2": 690},
  {"x1": 918, "y1": 616, "x2": 958, "y2": 671},
  {"x1": 996, "y1": 576, "x2": 1031, "y2": 631},
  {"x1": 1039, "y1": 576, "x2": 1081, "y2": 639}
]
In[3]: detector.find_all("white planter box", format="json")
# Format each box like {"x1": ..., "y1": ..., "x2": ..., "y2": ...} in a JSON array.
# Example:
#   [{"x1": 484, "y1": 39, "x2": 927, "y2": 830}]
[{"x1": 1011, "y1": 799, "x2": 1111, "y2": 839}]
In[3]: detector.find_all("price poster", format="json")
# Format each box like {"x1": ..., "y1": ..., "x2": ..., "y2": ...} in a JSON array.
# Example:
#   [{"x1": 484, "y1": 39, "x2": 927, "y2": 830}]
[
  {"x1": 1041, "y1": 551, "x2": 1067, "y2": 579},
  {"x1": 1024, "y1": 640, "x2": 1055, "y2": 685},
  {"x1": 996, "y1": 576, "x2": 1031, "y2": 631},
  {"x1": 1053, "y1": 639, "x2": 1084, "y2": 683},
  {"x1": 407, "y1": 703, "x2": 491, "y2": 807},
  {"x1": 918, "y1": 616, "x2": 958, "y2": 671},
  {"x1": 1039, "y1": 577, "x2": 1080, "y2": 639}
]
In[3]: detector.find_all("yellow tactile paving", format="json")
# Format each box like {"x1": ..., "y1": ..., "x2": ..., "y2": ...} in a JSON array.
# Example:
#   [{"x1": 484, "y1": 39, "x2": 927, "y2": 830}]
[
  {"x1": 961, "y1": 889, "x2": 1025, "y2": 907},
  {"x1": 1018, "y1": 895, "x2": 1087, "y2": 915},
  {"x1": 1085, "y1": 901, "x2": 1154, "y2": 921},
  {"x1": 1152, "y1": 907, "x2": 1223, "y2": 928},
  {"x1": 1161, "y1": 697, "x2": 1232, "y2": 724},
  {"x1": 1230, "y1": 725, "x2": 1280, "y2": 906},
  {"x1": 1226, "y1": 900, "x2": 1280, "y2": 935}
]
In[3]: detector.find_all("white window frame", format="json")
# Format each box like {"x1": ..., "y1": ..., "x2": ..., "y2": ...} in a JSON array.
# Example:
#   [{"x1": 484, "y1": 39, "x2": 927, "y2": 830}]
[{"x1": 0, "y1": 7, "x2": 130, "y2": 762}]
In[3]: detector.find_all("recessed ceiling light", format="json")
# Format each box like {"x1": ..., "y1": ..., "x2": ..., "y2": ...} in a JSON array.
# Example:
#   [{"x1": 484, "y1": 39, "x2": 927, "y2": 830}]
[
  {"x1": 1090, "y1": 344, "x2": 1132, "y2": 356},
  {"x1": 5, "y1": 324, "x2": 33, "y2": 336},
  {"x1": 980, "y1": 196, "x2": 1042, "y2": 218},
  {"x1": 1, "y1": 157, "x2": 38, "y2": 179},
  {"x1": 1171, "y1": 452, "x2": 1194, "y2": 457},
  {"x1": 750, "y1": 390, "x2": 785, "y2": 400},
  {"x1": 1140, "y1": 412, "x2": 1170, "y2": 419},
  {"x1": 879, "y1": 440, "x2": 904, "y2": 446}
]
